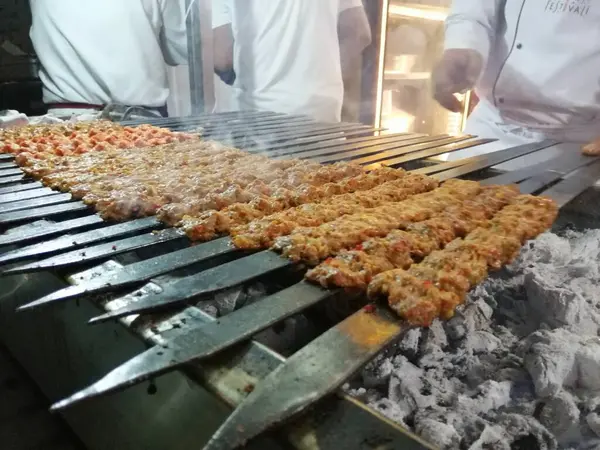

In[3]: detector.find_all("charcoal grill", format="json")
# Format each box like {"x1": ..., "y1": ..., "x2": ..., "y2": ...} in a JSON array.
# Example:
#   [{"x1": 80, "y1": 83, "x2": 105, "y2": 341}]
[{"x1": 1, "y1": 111, "x2": 599, "y2": 450}]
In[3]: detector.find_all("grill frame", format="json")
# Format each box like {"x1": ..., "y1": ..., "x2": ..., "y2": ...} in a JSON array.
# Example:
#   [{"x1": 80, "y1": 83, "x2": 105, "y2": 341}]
[{"x1": 1, "y1": 112, "x2": 599, "y2": 450}]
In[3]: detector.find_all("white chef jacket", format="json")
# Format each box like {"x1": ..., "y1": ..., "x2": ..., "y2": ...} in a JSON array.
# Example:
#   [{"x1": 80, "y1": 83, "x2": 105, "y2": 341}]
[
  {"x1": 441, "y1": 0, "x2": 600, "y2": 169},
  {"x1": 30, "y1": 0, "x2": 187, "y2": 108},
  {"x1": 212, "y1": 0, "x2": 363, "y2": 123}
]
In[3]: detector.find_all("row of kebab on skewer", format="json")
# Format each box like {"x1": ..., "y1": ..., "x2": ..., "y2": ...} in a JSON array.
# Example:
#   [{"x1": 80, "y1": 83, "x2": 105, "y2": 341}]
[
  {"x1": 4, "y1": 124, "x2": 558, "y2": 325},
  {"x1": 0, "y1": 121, "x2": 198, "y2": 161}
]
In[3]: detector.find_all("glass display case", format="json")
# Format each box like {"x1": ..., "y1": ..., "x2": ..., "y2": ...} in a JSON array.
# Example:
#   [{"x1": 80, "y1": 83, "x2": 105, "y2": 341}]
[{"x1": 374, "y1": 0, "x2": 472, "y2": 135}]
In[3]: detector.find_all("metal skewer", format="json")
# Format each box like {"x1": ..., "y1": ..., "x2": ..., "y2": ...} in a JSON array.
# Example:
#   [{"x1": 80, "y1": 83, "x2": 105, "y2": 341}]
[
  {"x1": 198, "y1": 161, "x2": 600, "y2": 450},
  {"x1": 45, "y1": 163, "x2": 567, "y2": 410},
  {"x1": 16, "y1": 237, "x2": 237, "y2": 311},
  {"x1": 47, "y1": 159, "x2": 600, "y2": 449},
  {"x1": 80, "y1": 142, "x2": 561, "y2": 321},
  {"x1": 0, "y1": 217, "x2": 163, "y2": 268},
  {"x1": 0, "y1": 187, "x2": 57, "y2": 205}
]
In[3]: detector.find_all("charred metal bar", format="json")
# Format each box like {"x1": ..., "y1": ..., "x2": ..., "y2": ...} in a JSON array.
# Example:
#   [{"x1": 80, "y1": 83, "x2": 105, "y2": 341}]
[
  {"x1": 0, "y1": 187, "x2": 57, "y2": 205},
  {"x1": 17, "y1": 237, "x2": 236, "y2": 311},
  {"x1": 52, "y1": 282, "x2": 331, "y2": 410},
  {"x1": 201, "y1": 115, "x2": 315, "y2": 131},
  {"x1": 312, "y1": 136, "x2": 471, "y2": 164},
  {"x1": 203, "y1": 305, "x2": 405, "y2": 450},
  {"x1": 119, "y1": 110, "x2": 280, "y2": 127},
  {"x1": 415, "y1": 140, "x2": 558, "y2": 178},
  {"x1": 89, "y1": 251, "x2": 292, "y2": 324},
  {"x1": 5, "y1": 229, "x2": 184, "y2": 274},
  {"x1": 0, "y1": 193, "x2": 73, "y2": 214},
  {"x1": 0, "y1": 217, "x2": 161, "y2": 267},
  {"x1": 247, "y1": 128, "x2": 388, "y2": 153},
  {"x1": 356, "y1": 138, "x2": 492, "y2": 167},
  {"x1": 203, "y1": 120, "x2": 317, "y2": 137},
  {"x1": 0, "y1": 175, "x2": 25, "y2": 186},
  {"x1": 241, "y1": 124, "x2": 373, "y2": 146},
  {"x1": 0, "y1": 162, "x2": 17, "y2": 170},
  {"x1": 265, "y1": 132, "x2": 416, "y2": 157},
  {"x1": 208, "y1": 123, "x2": 359, "y2": 142},
  {"x1": 0, "y1": 168, "x2": 22, "y2": 178},
  {"x1": 0, "y1": 215, "x2": 104, "y2": 249},
  {"x1": 0, "y1": 201, "x2": 88, "y2": 225},
  {"x1": 273, "y1": 134, "x2": 449, "y2": 161},
  {"x1": 482, "y1": 152, "x2": 597, "y2": 186},
  {"x1": 0, "y1": 181, "x2": 43, "y2": 195}
]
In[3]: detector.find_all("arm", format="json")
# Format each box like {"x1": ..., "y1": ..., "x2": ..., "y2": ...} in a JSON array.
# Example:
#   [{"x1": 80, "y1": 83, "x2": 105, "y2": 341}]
[
  {"x1": 432, "y1": 0, "x2": 503, "y2": 111},
  {"x1": 159, "y1": 0, "x2": 188, "y2": 66},
  {"x1": 338, "y1": 1, "x2": 371, "y2": 84},
  {"x1": 213, "y1": 24, "x2": 234, "y2": 73},
  {"x1": 444, "y1": 0, "x2": 504, "y2": 67},
  {"x1": 211, "y1": 0, "x2": 235, "y2": 85}
]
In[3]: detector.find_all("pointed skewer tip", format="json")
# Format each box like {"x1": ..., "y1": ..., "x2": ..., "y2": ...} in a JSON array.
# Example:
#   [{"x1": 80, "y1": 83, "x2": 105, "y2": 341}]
[
  {"x1": 49, "y1": 394, "x2": 83, "y2": 412},
  {"x1": 16, "y1": 299, "x2": 45, "y2": 312},
  {"x1": 88, "y1": 311, "x2": 124, "y2": 325}
]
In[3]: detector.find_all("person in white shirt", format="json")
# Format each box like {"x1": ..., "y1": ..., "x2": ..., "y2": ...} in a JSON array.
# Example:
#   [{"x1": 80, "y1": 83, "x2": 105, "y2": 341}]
[
  {"x1": 432, "y1": 0, "x2": 600, "y2": 167},
  {"x1": 30, "y1": 0, "x2": 187, "y2": 118},
  {"x1": 211, "y1": 0, "x2": 371, "y2": 123}
]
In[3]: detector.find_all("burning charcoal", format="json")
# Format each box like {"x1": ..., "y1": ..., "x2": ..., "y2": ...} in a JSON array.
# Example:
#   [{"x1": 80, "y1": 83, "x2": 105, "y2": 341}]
[
  {"x1": 388, "y1": 356, "x2": 437, "y2": 410},
  {"x1": 466, "y1": 424, "x2": 509, "y2": 450},
  {"x1": 445, "y1": 313, "x2": 467, "y2": 341},
  {"x1": 397, "y1": 328, "x2": 422, "y2": 359},
  {"x1": 344, "y1": 386, "x2": 367, "y2": 400},
  {"x1": 587, "y1": 413, "x2": 600, "y2": 438},
  {"x1": 538, "y1": 390, "x2": 580, "y2": 439},
  {"x1": 367, "y1": 398, "x2": 411, "y2": 428},
  {"x1": 576, "y1": 339, "x2": 600, "y2": 390},
  {"x1": 200, "y1": 283, "x2": 267, "y2": 318},
  {"x1": 519, "y1": 233, "x2": 571, "y2": 266},
  {"x1": 414, "y1": 418, "x2": 460, "y2": 450},
  {"x1": 494, "y1": 414, "x2": 557, "y2": 450},
  {"x1": 525, "y1": 269, "x2": 600, "y2": 335},
  {"x1": 457, "y1": 381, "x2": 512, "y2": 415},
  {"x1": 362, "y1": 356, "x2": 394, "y2": 388},
  {"x1": 421, "y1": 320, "x2": 448, "y2": 354},
  {"x1": 461, "y1": 299, "x2": 495, "y2": 335},
  {"x1": 523, "y1": 329, "x2": 580, "y2": 398},
  {"x1": 570, "y1": 230, "x2": 600, "y2": 262},
  {"x1": 466, "y1": 331, "x2": 502, "y2": 354}
]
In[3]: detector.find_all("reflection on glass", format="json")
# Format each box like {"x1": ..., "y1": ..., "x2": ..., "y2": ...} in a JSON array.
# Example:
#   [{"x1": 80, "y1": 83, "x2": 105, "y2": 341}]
[{"x1": 376, "y1": 0, "x2": 471, "y2": 136}]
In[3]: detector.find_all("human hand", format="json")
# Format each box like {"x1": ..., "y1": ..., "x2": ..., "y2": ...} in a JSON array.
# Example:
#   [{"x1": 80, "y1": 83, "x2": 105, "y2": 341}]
[
  {"x1": 432, "y1": 49, "x2": 484, "y2": 113},
  {"x1": 582, "y1": 137, "x2": 600, "y2": 156}
]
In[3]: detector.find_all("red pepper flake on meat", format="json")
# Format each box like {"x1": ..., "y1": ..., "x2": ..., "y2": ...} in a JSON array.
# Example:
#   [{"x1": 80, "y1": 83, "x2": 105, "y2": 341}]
[{"x1": 363, "y1": 304, "x2": 376, "y2": 314}]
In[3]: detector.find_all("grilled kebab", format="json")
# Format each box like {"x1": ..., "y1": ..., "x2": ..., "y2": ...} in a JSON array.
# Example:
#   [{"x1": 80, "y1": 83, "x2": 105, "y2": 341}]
[
  {"x1": 305, "y1": 184, "x2": 520, "y2": 289},
  {"x1": 367, "y1": 195, "x2": 558, "y2": 326}
]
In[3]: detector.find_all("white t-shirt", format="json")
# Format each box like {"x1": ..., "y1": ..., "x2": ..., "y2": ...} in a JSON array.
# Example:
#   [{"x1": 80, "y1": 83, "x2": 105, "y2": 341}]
[
  {"x1": 212, "y1": 0, "x2": 363, "y2": 122},
  {"x1": 30, "y1": 0, "x2": 187, "y2": 107}
]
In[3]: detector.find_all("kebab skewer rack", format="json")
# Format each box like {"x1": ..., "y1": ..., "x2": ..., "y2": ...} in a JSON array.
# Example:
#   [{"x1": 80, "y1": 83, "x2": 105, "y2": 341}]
[{"x1": 0, "y1": 111, "x2": 599, "y2": 450}]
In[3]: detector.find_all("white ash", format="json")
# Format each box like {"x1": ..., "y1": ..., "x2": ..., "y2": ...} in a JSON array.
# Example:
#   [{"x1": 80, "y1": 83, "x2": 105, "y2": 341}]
[{"x1": 345, "y1": 230, "x2": 600, "y2": 450}]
